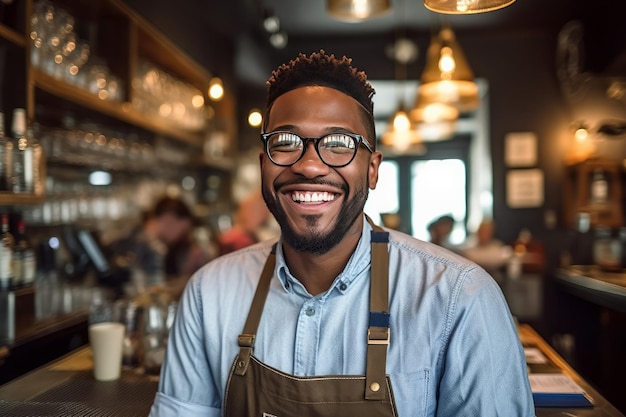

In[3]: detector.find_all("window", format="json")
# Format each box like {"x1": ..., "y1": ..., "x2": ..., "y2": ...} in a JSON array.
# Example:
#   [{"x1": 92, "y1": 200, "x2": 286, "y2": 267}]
[
  {"x1": 364, "y1": 160, "x2": 399, "y2": 226},
  {"x1": 365, "y1": 136, "x2": 471, "y2": 243},
  {"x1": 411, "y1": 159, "x2": 467, "y2": 244}
]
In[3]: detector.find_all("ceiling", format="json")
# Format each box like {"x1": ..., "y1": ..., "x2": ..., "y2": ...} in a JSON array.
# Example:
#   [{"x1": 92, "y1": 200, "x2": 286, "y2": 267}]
[
  {"x1": 211, "y1": 0, "x2": 586, "y2": 38},
  {"x1": 201, "y1": 0, "x2": 625, "y2": 93},
  {"x1": 209, "y1": 0, "x2": 623, "y2": 126},
  {"x1": 260, "y1": 0, "x2": 578, "y2": 36}
]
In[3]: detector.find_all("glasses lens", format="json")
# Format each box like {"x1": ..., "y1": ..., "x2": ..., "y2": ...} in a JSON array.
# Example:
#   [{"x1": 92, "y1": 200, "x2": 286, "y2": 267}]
[
  {"x1": 265, "y1": 132, "x2": 358, "y2": 167},
  {"x1": 267, "y1": 132, "x2": 303, "y2": 165},
  {"x1": 318, "y1": 134, "x2": 357, "y2": 166}
]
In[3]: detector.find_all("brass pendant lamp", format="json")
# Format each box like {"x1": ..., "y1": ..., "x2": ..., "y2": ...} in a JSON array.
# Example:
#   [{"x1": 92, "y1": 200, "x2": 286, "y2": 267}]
[
  {"x1": 382, "y1": 104, "x2": 424, "y2": 152},
  {"x1": 327, "y1": 0, "x2": 391, "y2": 21},
  {"x1": 424, "y1": 0, "x2": 515, "y2": 14},
  {"x1": 415, "y1": 25, "x2": 479, "y2": 113},
  {"x1": 410, "y1": 100, "x2": 459, "y2": 141},
  {"x1": 382, "y1": 36, "x2": 424, "y2": 153}
]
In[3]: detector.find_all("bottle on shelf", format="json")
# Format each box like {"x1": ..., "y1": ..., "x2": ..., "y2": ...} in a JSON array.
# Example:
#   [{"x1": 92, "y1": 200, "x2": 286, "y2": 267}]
[
  {"x1": 589, "y1": 168, "x2": 608, "y2": 206},
  {"x1": 510, "y1": 228, "x2": 546, "y2": 275},
  {"x1": 0, "y1": 213, "x2": 15, "y2": 290},
  {"x1": 10, "y1": 108, "x2": 35, "y2": 194},
  {"x1": 593, "y1": 226, "x2": 622, "y2": 272},
  {"x1": 12, "y1": 217, "x2": 36, "y2": 288},
  {"x1": 0, "y1": 112, "x2": 9, "y2": 191}
]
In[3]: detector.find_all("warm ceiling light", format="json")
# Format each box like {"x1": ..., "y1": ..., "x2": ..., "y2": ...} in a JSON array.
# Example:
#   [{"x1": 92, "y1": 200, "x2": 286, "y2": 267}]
[
  {"x1": 382, "y1": 106, "x2": 422, "y2": 151},
  {"x1": 410, "y1": 101, "x2": 459, "y2": 142},
  {"x1": 424, "y1": 0, "x2": 515, "y2": 14},
  {"x1": 208, "y1": 77, "x2": 224, "y2": 101},
  {"x1": 574, "y1": 127, "x2": 589, "y2": 142},
  {"x1": 248, "y1": 109, "x2": 263, "y2": 127},
  {"x1": 410, "y1": 102, "x2": 459, "y2": 124},
  {"x1": 417, "y1": 27, "x2": 479, "y2": 112},
  {"x1": 327, "y1": 0, "x2": 391, "y2": 21}
]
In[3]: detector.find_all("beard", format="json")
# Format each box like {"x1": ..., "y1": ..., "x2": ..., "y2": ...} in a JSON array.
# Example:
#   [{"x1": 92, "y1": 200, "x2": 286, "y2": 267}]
[{"x1": 262, "y1": 177, "x2": 369, "y2": 255}]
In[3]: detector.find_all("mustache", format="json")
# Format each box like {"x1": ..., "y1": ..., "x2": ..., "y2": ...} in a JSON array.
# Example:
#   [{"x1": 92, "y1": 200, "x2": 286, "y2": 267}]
[{"x1": 274, "y1": 178, "x2": 348, "y2": 193}]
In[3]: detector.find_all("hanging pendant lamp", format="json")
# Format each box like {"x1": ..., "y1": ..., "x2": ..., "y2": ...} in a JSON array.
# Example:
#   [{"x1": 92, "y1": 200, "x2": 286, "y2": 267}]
[
  {"x1": 327, "y1": 0, "x2": 391, "y2": 21},
  {"x1": 410, "y1": 96, "x2": 459, "y2": 142},
  {"x1": 382, "y1": 103, "x2": 424, "y2": 152},
  {"x1": 382, "y1": 36, "x2": 425, "y2": 153},
  {"x1": 416, "y1": 26, "x2": 479, "y2": 112},
  {"x1": 424, "y1": 0, "x2": 515, "y2": 14}
]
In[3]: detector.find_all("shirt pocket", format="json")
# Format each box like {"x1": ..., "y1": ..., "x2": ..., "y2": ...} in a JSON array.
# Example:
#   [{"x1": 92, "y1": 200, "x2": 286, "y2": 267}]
[{"x1": 390, "y1": 369, "x2": 430, "y2": 417}]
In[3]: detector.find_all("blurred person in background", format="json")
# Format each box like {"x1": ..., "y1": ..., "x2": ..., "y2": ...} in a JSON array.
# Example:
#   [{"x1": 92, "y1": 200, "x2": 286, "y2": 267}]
[
  {"x1": 427, "y1": 214, "x2": 455, "y2": 247},
  {"x1": 106, "y1": 195, "x2": 211, "y2": 294},
  {"x1": 216, "y1": 190, "x2": 276, "y2": 255},
  {"x1": 459, "y1": 219, "x2": 512, "y2": 283}
]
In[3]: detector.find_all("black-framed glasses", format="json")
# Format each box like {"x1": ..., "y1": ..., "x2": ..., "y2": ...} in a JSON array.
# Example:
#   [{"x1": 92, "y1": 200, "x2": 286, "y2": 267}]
[{"x1": 260, "y1": 131, "x2": 374, "y2": 168}]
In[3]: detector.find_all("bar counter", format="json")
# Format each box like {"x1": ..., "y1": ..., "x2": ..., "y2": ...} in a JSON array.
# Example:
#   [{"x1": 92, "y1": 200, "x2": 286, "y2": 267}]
[
  {"x1": 0, "y1": 324, "x2": 623, "y2": 416},
  {"x1": 0, "y1": 285, "x2": 90, "y2": 385},
  {"x1": 555, "y1": 266, "x2": 626, "y2": 313}
]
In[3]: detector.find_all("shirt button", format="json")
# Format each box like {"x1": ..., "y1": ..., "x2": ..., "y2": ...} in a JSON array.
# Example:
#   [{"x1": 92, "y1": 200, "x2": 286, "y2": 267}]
[
  {"x1": 339, "y1": 282, "x2": 347, "y2": 291},
  {"x1": 305, "y1": 307, "x2": 315, "y2": 316}
]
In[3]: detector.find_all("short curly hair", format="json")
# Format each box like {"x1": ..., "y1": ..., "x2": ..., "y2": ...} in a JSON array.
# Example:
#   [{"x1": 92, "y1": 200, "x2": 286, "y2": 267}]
[{"x1": 265, "y1": 50, "x2": 376, "y2": 146}]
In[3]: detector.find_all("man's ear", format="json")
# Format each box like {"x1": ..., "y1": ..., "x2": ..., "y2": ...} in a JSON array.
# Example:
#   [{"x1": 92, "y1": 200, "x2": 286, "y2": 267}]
[{"x1": 368, "y1": 151, "x2": 382, "y2": 189}]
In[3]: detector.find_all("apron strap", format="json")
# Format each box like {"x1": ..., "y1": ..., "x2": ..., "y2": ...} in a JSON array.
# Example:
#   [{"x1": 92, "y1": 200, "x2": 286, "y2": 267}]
[
  {"x1": 234, "y1": 244, "x2": 277, "y2": 376},
  {"x1": 234, "y1": 215, "x2": 392, "y2": 402},
  {"x1": 365, "y1": 215, "x2": 390, "y2": 400}
]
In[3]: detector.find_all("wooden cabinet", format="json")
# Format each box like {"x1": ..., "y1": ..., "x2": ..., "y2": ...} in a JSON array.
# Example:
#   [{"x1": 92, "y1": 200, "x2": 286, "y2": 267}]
[
  {"x1": 0, "y1": 0, "x2": 235, "y2": 209},
  {"x1": 563, "y1": 158, "x2": 623, "y2": 229}
]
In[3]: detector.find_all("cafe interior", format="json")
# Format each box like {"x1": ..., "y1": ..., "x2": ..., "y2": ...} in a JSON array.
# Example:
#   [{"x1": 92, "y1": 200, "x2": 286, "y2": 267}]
[{"x1": 1, "y1": 0, "x2": 625, "y2": 414}]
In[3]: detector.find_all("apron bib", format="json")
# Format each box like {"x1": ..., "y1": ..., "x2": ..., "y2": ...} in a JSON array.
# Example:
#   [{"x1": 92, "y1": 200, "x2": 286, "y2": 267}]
[{"x1": 224, "y1": 220, "x2": 397, "y2": 417}]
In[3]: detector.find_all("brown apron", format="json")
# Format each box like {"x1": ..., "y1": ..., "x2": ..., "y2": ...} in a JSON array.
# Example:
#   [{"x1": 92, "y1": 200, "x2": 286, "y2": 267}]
[{"x1": 223, "y1": 221, "x2": 398, "y2": 417}]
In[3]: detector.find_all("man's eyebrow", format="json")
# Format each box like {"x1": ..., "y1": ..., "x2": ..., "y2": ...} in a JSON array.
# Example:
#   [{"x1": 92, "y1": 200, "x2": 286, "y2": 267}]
[{"x1": 268, "y1": 125, "x2": 356, "y2": 135}]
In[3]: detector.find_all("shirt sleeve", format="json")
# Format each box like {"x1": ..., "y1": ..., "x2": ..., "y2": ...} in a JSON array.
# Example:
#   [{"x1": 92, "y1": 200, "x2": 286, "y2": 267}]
[
  {"x1": 149, "y1": 274, "x2": 222, "y2": 416},
  {"x1": 436, "y1": 267, "x2": 536, "y2": 417}
]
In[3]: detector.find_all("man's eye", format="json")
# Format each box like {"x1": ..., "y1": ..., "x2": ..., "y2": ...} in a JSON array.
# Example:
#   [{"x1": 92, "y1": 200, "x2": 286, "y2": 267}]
[
  {"x1": 271, "y1": 133, "x2": 301, "y2": 150},
  {"x1": 321, "y1": 134, "x2": 354, "y2": 149}
]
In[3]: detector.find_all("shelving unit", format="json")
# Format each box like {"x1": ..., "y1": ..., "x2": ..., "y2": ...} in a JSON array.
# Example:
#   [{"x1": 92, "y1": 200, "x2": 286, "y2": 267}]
[
  {"x1": 563, "y1": 158, "x2": 624, "y2": 229},
  {"x1": 0, "y1": 0, "x2": 236, "y2": 210}
]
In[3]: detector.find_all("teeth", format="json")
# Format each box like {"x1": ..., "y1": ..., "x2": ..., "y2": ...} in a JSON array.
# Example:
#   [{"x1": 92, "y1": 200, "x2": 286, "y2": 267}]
[{"x1": 291, "y1": 191, "x2": 336, "y2": 203}]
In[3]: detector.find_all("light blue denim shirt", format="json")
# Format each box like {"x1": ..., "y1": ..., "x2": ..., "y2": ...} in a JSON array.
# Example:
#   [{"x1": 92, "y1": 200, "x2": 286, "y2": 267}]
[{"x1": 149, "y1": 216, "x2": 535, "y2": 416}]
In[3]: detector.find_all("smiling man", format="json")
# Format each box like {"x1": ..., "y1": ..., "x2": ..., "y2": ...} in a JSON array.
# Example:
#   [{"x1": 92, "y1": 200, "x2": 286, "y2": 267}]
[{"x1": 149, "y1": 51, "x2": 535, "y2": 417}]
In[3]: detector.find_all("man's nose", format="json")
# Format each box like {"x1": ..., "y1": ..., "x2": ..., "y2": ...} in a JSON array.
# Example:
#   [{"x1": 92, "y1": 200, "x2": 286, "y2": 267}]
[{"x1": 290, "y1": 141, "x2": 330, "y2": 177}]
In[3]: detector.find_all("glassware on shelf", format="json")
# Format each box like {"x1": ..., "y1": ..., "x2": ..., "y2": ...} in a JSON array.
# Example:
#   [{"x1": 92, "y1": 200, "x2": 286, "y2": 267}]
[
  {"x1": 30, "y1": 0, "x2": 127, "y2": 102},
  {"x1": 132, "y1": 60, "x2": 206, "y2": 131}
]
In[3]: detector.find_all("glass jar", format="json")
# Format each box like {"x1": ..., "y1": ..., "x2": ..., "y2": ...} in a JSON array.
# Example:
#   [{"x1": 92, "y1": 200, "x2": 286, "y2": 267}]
[
  {"x1": 593, "y1": 227, "x2": 622, "y2": 272},
  {"x1": 142, "y1": 303, "x2": 167, "y2": 375}
]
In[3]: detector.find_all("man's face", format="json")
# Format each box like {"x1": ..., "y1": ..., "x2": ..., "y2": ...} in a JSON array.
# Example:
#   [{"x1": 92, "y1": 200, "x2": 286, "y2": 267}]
[{"x1": 260, "y1": 86, "x2": 382, "y2": 255}]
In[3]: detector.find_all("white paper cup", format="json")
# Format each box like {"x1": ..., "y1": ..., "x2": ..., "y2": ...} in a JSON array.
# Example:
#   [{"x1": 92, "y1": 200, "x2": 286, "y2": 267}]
[{"x1": 89, "y1": 322, "x2": 125, "y2": 381}]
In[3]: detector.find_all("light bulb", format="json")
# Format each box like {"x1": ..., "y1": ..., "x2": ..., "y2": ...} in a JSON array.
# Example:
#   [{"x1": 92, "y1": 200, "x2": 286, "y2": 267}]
[
  {"x1": 393, "y1": 111, "x2": 411, "y2": 131},
  {"x1": 208, "y1": 77, "x2": 224, "y2": 101},
  {"x1": 574, "y1": 127, "x2": 588, "y2": 142}
]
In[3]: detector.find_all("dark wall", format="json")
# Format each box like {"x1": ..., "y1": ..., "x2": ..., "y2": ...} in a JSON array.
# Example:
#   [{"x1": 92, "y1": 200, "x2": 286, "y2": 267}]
[
  {"x1": 124, "y1": 0, "x2": 626, "y2": 253},
  {"x1": 122, "y1": 0, "x2": 236, "y2": 91}
]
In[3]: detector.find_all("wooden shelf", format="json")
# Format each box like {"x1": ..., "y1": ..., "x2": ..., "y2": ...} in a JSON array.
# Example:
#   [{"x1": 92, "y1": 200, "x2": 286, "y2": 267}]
[
  {"x1": 0, "y1": 0, "x2": 235, "y2": 208},
  {"x1": 32, "y1": 69, "x2": 205, "y2": 146},
  {"x1": 0, "y1": 23, "x2": 26, "y2": 47},
  {"x1": 0, "y1": 193, "x2": 45, "y2": 206},
  {"x1": 563, "y1": 158, "x2": 623, "y2": 229}
]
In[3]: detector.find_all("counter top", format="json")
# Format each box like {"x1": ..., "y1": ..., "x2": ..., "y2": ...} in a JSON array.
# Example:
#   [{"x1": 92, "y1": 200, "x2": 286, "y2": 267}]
[
  {"x1": 519, "y1": 324, "x2": 624, "y2": 416},
  {"x1": 0, "y1": 325, "x2": 623, "y2": 416},
  {"x1": 0, "y1": 347, "x2": 157, "y2": 416},
  {"x1": 555, "y1": 266, "x2": 626, "y2": 313}
]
